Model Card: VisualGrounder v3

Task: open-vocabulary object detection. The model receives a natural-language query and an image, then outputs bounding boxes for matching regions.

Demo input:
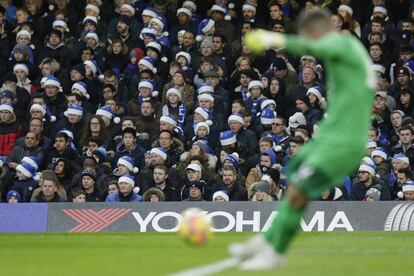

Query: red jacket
[0,119,22,156]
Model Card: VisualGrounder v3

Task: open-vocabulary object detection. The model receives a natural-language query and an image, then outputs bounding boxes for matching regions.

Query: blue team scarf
[251,99,260,120]
[162,103,187,129]
[240,87,249,104]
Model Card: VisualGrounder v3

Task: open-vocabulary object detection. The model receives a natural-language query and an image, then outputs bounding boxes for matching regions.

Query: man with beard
[135,101,159,150]
[140,164,179,201]
[214,165,247,201]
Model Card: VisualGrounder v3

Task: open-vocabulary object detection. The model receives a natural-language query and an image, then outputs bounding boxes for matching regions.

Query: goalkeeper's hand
[244,29,286,53]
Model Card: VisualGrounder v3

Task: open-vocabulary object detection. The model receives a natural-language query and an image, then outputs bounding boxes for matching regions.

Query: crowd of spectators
[0,0,414,204]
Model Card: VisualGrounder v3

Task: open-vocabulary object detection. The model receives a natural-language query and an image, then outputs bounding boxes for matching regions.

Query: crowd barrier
[0,202,412,233]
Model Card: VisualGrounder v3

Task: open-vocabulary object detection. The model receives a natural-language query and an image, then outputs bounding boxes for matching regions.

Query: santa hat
[358,164,376,176]
[371,148,387,160]
[150,16,168,35]
[175,51,191,64]
[392,153,410,164]
[220,130,236,146]
[306,86,323,101]
[211,4,232,21]
[288,112,306,129]
[373,5,387,16]
[260,99,276,111]
[366,140,377,149]
[84,31,99,44]
[262,149,277,165]
[21,156,40,171]
[16,162,37,178]
[16,30,31,42]
[117,156,139,173]
[13,63,29,75]
[196,19,215,41]
[71,82,89,99]
[64,104,84,117]
[261,108,277,125]
[30,104,46,116]
[198,93,214,102]
[212,190,229,201]
[119,174,136,187]
[338,4,353,16]
[139,56,157,73]
[44,76,62,92]
[84,60,102,77]
[228,114,244,125]
[166,88,182,101]
[242,2,256,12]
[177,8,192,17]
[121,4,135,15]
[195,107,210,120]
[142,7,157,18]
[361,157,375,168]
[59,129,74,140]
[85,4,100,15]
[198,84,214,94]
[82,16,98,26]
[146,42,162,55]
[138,80,158,98]
[0,103,13,113]
[248,80,263,91]
[183,1,197,12]
[194,121,211,135]
[96,106,120,124]
[140,27,157,40]
[53,19,69,32]
[160,115,178,127]
[150,147,167,160]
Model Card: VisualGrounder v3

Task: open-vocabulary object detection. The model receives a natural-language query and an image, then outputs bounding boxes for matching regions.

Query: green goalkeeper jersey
[285,33,375,185]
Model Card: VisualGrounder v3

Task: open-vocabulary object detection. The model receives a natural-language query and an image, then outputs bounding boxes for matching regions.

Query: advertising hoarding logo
[63,208,131,232]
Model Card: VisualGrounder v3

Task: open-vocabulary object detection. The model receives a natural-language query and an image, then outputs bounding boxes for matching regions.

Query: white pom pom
[205,120,213,126]
[152,91,159,97]
[273,145,283,152]
[98,74,104,80]
[228,3,235,9]
[152,67,157,74]
[49,4,54,11]
[33,173,40,182]
[85,93,90,100]
[224,15,231,21]
[261,174,272,183]
[246,92,251,98]
[161,57,168,63]
[398,191,404,199]
[113,116,121,124]
[163,31,169,36]
[133,167,139,174]
[232,152,239,159]
[50,116,56,122]
[64,111,68,117]
[133,186,140,194]
[196,35,202,42]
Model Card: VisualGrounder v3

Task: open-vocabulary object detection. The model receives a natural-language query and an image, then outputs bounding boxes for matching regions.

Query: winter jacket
[214,181,247,201]
[10,178,39,202]
[0,117,22,156]
[106,191,143,202]
[350,178,391,201]
[114,143,146,170]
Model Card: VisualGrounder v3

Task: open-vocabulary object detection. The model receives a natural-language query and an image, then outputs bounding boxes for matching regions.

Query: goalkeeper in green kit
[228,9,375,270]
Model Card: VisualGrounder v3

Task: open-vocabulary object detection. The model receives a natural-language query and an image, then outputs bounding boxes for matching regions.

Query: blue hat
[140,27,157,40]
[150,147,167,160]
[220,130,237,146]
[198,83,214,94]
[371,147,387,160]
[224,152,240,170]
[16,162,37,178]
[0,90,15,100]
[139,56,157,73]
[21,156,40,170]
[261,108,277,125]
[58,129,74,140]
[117,156,139,173]
[84,60,102,77]
[196,19,215,41]
[262,149,277,165]
[7,190,21,202]
[71,82,89,99]
[0,103,14,113]
[96,106,121,124]
[392,153,410,164]
[64,104,84,117]
[118,174,136,187]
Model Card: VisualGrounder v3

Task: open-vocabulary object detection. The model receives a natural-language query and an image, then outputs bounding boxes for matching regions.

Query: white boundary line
[169,258,240,276]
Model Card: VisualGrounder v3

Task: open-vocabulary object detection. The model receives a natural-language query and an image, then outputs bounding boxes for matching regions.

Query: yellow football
[178,208,213,247]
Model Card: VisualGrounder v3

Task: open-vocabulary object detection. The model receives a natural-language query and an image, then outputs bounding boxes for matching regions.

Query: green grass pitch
[1,231,413,276]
